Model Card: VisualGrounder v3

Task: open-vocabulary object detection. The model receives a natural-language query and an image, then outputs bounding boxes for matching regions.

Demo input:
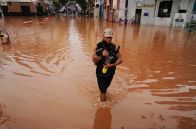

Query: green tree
[59,0,91,12]
[77,0,87,11]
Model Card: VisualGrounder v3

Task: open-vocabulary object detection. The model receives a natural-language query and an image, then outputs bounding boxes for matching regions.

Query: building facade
[120,0,195,26]
[0,0,54,16]
[95,0,196,27]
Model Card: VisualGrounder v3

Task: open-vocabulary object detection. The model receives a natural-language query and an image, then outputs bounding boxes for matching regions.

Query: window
[158,1,173,17]
[178,10,187,13]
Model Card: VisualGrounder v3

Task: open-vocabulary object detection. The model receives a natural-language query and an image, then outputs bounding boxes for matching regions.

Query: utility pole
[125,0,128,24]
[154,0,157,17]
[0,2,5,20]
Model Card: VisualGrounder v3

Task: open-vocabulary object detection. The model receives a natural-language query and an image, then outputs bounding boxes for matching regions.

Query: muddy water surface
[0,16,196,129]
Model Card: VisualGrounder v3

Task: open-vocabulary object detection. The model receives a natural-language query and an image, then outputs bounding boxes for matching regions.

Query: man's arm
[112,45,123,66]
[92,46,102,64]
[113,52,123,66]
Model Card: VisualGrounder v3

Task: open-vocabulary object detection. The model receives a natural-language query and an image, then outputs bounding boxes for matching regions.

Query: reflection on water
[1,44,12,52]
[93,108,111,129]
[172,116,196,129]
[0,16,196,129]
[0,103,12,128]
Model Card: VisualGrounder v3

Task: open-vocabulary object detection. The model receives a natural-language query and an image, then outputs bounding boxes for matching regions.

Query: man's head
[103,28,113,43]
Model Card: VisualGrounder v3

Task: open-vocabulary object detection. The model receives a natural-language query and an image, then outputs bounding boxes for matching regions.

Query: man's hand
[92,54,102,64]
[103,63,114,68]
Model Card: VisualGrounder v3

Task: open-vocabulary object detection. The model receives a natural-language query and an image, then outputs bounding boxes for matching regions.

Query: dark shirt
[96,41,120,77]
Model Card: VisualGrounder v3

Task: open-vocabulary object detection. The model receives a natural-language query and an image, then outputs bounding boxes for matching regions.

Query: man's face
[104,36,112,43]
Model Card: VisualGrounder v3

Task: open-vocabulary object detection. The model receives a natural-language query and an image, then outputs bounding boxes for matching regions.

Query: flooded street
[0,16,196,129]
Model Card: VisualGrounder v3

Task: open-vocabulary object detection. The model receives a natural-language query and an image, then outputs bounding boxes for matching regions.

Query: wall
[186,0,195,22]
[8,3,21,12]
[116,0,195,26]
[8,2,37,13]
[154,0,195,26]
[118,0,136,20]
[118,0,125,20]
[139,0,156,25]
[127,0,136,20]
[118,0,155,24]
[154,0,173,26]
[155,17,172,26]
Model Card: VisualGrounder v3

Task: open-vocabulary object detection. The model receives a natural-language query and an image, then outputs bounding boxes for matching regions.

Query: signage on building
[173,13,187,28]
[144,12,149,16]
[136,3,154,8]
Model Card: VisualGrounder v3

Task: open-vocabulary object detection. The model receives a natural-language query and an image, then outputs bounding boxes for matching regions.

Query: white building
[118,0,196,26]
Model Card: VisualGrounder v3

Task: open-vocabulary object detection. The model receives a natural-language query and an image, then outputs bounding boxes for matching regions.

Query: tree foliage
[76,0,87,11]
[59,0,93,12]
[59,0,88,10]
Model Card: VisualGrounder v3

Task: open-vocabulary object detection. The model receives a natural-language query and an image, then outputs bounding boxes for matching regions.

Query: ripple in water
[162,77,176,80]
[0,104,12,128]
[142,79,159,84]
[168,72,175,75]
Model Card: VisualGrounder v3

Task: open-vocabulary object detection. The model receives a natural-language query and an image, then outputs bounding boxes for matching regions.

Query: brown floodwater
[0,16,196,129]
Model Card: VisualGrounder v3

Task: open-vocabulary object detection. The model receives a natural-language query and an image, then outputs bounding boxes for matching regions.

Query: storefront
[0,0,53,16]
[118,0,155,24]
[117,0,195,26]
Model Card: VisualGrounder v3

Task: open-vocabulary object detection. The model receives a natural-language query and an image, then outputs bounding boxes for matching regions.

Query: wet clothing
[95,41,120,77]
[97,76,113,93]
[95,40,120,93]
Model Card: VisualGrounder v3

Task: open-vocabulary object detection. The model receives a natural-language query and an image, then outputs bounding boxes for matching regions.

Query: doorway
[21,6,30,16]
[135,9,142,24]
[1,6,8,16]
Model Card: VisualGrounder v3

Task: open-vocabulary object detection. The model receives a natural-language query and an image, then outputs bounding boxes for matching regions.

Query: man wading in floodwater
[92,28,123,101]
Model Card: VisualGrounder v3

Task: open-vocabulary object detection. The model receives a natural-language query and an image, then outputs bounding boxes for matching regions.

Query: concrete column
[125,0,128,24]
